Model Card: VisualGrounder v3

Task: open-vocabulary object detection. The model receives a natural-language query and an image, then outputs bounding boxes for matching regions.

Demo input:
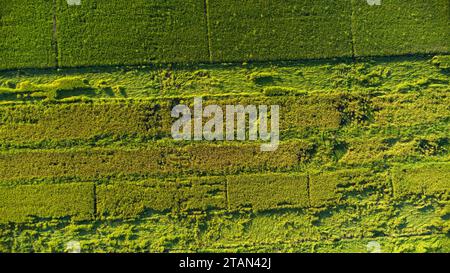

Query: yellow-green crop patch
[309,169,388,207]
[0,141,309,182]
[97,177,226,219]
[0,95,342,147]
[0,183,94,223]
[227,173,309,211]
[392,162,450,198]
[2,89,448,150]
[0,100,171,146]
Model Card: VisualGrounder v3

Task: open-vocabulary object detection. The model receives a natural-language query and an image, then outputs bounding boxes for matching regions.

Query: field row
[0,142,309,181]
[0,163,448,223]
[0,89,448,147]
[2,205,448,253]
[1,0,448,69]
[1,133,449,182]
[1,95,339,146]
[2,55,449,99]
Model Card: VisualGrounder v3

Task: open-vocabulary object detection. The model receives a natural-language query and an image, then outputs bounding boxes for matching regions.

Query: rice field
[0,0,448,253]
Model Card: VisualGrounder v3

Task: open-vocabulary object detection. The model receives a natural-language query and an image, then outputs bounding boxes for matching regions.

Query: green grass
[309,169,388,207]
[0,56,447,97]
[0,202,447,252]
[0,80,448,150]
[0,100,169,146]
[0,95,342,146]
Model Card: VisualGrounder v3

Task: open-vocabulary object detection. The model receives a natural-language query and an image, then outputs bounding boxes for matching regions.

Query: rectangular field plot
[0,183,94,223]
[205,96,343,133]
[0,142,305,181]
[97,177,226,218]
[0,101,171,145]
[352,0,450,56]
[56,0,209,67]
[392,163,450,197]
[207,0,353,62]
[0,0,56,70]
[309,169,388,207]
[0,95,342,148]
[227,173,309,211]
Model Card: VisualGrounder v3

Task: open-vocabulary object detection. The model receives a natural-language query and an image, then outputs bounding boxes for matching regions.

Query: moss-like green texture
[0,56,448,252]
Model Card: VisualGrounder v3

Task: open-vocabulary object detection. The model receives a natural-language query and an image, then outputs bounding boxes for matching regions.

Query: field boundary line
[225,178,230,211]
[388,169,396,198]
[349,0,357,60]
[93,183,98,218]
[52,0,60,68]
[203,0,213,62]
[306,174,311,207]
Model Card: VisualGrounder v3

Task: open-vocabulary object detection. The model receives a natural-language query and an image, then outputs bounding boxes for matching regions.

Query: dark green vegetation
[0,0,55,70]
[0,55,448,252]
[352,0,450,56]
[56,0,209,67]
[1,0,449,69]
[207,0,353,61]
